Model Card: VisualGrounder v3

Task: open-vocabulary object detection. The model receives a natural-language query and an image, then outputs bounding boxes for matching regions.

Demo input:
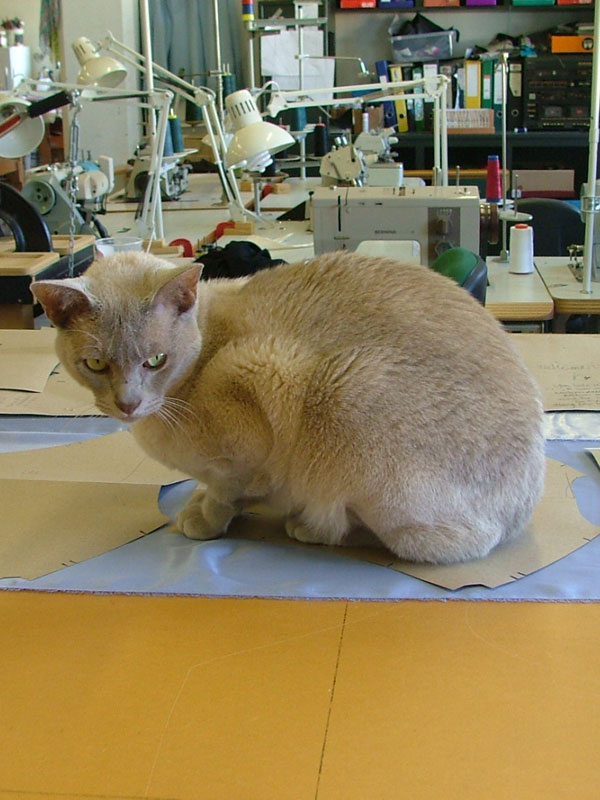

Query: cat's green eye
[84,357,109,373]
[143,353,167,369]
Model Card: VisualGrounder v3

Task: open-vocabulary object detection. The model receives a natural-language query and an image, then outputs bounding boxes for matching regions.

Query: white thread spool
[509,223,534,274]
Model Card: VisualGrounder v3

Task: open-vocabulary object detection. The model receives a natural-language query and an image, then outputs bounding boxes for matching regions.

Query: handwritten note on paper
[512,334,600,411]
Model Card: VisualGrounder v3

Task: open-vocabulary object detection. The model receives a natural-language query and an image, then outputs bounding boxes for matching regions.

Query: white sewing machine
[319,130,404,188]
[312,185,481,265]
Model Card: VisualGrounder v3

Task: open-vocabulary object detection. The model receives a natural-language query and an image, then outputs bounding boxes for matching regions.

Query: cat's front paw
[174,504,224,541]
[285,517,330,545]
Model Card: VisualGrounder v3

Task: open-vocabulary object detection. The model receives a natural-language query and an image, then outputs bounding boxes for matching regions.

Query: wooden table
[485,257,554,326]
[535,256,600,315]
[0,236,96,328]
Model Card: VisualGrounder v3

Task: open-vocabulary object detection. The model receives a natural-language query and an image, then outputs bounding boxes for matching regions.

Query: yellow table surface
[1,592,599,799]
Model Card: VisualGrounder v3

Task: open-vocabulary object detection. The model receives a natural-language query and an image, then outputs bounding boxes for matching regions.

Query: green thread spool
[290,106,307,132]
[163,119,174,156]
[169,113,184,153]
[222,73,237,99]
[186,98,203,122]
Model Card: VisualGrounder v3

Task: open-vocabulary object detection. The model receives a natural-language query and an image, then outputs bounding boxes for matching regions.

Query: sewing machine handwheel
[22,180,56,216]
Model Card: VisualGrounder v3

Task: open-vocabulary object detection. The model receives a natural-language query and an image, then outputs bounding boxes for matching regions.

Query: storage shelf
[337,2,593,10]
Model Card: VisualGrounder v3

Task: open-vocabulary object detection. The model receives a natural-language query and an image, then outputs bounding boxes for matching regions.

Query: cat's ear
[151,265,203,316]
[31,279,94,329]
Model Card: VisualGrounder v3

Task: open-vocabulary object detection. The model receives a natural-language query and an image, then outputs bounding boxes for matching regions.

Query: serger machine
[312,185,482,265]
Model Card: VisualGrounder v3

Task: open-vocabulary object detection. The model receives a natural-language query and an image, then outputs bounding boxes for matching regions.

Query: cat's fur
[32,250,545,564]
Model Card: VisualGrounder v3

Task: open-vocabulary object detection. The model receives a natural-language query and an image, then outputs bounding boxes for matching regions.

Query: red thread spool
[485,155,502,203]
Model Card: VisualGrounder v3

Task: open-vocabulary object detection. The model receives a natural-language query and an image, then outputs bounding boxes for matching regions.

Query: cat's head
[31,252,204,423]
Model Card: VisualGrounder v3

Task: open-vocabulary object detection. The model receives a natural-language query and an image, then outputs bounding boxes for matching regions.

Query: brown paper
[0,327,58,392]
[0,479,169,580]
[230,459,598,590]
[0,364,100,416]
[0,429,188,486]
[0,431,186,580]
[512,333,600,411]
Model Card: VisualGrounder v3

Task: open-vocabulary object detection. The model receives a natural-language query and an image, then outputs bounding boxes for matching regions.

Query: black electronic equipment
[523,54,592,130]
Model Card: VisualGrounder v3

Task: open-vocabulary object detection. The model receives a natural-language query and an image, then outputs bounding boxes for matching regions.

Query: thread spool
[485,154,501,203]
[169,113,184,153]
[222,73,237,99]
[242,0,254,21]
[313,122,329,156]
[163,119,174,156]
[290,106,307,132]
[509,223,534,274]
[186,99,203,122]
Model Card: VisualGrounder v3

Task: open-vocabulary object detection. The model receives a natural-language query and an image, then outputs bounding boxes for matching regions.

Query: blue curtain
[149,0,243,92]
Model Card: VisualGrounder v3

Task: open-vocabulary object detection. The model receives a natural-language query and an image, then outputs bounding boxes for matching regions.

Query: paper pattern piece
[0,430,188,486]
[0,431,187,580]
[0,328,58,392]
[0,364,101,416]
[0,479,169,580]
[512,334,600,411]
[228,459,599,590]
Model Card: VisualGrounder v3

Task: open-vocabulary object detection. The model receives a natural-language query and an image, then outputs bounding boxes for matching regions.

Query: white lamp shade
[226,122,295,170]
[0,98,44,158]
[72,37,127,88]
[224,89,294,171]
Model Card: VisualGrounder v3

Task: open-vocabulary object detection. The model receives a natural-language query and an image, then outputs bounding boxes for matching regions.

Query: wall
[0,0,41,52]
[60,0,140,166]
[0,0,141,166]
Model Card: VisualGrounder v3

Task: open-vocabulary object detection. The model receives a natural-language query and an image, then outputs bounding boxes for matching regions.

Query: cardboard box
[340,0,376,7]
[551,34,594,53]
[514,169,574,198]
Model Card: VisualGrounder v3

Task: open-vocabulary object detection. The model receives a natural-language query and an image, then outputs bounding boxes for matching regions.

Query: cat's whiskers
[162,396,198,422]
[154,405,182,437]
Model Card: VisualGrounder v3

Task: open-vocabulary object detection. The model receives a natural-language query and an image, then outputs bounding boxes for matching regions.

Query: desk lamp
[72,37,127,88]
[266,75,450,185]
[0,97,45,158]
[75,32,294,224]
[225,89,294,172]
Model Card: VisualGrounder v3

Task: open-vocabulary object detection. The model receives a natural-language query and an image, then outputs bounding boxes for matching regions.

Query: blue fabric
[149,0,243,95]
[1,415,600,601]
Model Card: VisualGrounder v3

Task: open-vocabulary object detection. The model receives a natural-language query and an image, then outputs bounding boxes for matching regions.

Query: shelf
[337,2,593,10]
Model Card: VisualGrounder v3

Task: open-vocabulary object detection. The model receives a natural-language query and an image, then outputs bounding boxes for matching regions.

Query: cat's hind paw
[285,518,331,545]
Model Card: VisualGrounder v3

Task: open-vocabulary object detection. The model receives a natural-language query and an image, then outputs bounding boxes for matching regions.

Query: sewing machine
[319,130,403,188]
[312,185,482,265]
[125,141,192,202]
[22,157,114,237]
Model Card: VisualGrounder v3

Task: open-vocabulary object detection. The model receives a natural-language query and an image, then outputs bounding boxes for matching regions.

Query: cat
[32,250,545,565]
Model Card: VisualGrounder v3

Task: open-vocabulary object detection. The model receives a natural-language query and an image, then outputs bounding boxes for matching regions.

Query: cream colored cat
[32,250,545,564]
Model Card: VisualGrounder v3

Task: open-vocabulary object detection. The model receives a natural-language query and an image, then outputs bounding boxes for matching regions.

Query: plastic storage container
[391,30,457,62]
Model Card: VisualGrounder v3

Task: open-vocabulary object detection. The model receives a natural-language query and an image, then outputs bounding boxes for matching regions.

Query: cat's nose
[115,398,141,416]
